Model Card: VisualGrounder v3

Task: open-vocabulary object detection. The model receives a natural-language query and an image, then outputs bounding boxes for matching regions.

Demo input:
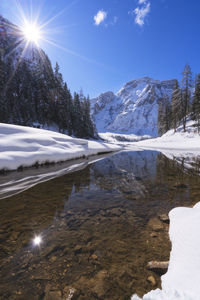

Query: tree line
[158,64,200,135]
[0,48,97,139]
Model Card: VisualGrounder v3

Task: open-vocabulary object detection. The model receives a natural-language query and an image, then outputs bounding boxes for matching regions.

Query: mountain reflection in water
[0,150,200,300]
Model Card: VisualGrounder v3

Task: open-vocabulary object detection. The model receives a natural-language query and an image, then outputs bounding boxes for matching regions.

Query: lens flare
[22,22,42,45]
[7,0,112,80]
[33,235,42,246]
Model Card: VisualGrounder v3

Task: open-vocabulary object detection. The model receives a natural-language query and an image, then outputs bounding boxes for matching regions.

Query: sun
[33,235,42,246]
[22,22,42,45]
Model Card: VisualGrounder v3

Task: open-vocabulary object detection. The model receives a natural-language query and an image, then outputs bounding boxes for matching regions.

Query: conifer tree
[192,74,200,133]
[171,80,181,132]
[181,64,193,131]
[73,92,82,137]
[83,96,96,138]
[0,53,7,122]
[0,32,96,139]
[158,95,171,135]
[64,84,73,135]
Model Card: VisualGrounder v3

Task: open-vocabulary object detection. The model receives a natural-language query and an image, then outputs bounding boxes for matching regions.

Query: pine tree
[171,80,181,132]
[181,64,193,132]
[64,85,73,135]
[0,29,97,139]
[83,96,96,138]
[158,100,165,136]
[192,74,200,133]
[158,95,171,135]
[56,83,71,133]
[0,52,7,122]
[72,92,82,137]
[165,97,172,132]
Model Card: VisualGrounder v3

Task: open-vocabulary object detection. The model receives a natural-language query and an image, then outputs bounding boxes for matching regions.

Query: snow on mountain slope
[91,77,176,136]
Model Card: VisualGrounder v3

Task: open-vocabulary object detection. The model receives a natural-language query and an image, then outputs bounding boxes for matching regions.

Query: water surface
[0,150,200,300]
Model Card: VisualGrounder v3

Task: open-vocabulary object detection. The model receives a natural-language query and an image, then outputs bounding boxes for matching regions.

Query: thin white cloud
[94,10,107,26]
[134,1,150,26]
[138,0,147,4]
[111,16,118,25]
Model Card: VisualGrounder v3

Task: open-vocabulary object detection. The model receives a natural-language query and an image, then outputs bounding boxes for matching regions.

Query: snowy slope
[99,132,152,144]
[0,123,122,171]
[132,201,200,300]
[133,120,200,151]
[91,77,176,136]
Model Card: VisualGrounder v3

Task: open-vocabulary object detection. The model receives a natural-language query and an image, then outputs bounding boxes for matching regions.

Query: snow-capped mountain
[91,77,176,136]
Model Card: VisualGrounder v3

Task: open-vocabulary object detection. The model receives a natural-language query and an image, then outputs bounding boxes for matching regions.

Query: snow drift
[99,132,152,144]
[0,123,122,171]
[133,120,200,151]
[132,201,200,300]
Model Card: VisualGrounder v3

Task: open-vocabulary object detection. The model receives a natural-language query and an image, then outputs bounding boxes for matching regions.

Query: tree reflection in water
[1,150,200,299]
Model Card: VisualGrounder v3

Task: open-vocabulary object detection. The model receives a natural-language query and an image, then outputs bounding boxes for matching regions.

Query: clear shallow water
[0,150,200,300]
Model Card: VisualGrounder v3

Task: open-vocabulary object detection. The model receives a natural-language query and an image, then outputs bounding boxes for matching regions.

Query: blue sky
[1,0,200,98]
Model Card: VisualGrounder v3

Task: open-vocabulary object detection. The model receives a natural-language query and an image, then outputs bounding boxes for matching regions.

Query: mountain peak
[122,76,176,89]
[91,77,177,136]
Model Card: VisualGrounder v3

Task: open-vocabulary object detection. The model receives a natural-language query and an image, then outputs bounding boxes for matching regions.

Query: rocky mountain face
[91,77,177,136]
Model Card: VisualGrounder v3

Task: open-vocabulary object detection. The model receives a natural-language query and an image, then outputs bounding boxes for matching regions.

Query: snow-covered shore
[99,132,152,144]
[130,121,200,299]
[134,121,200,152]
[132,201,200,300]
[0,123,122,171]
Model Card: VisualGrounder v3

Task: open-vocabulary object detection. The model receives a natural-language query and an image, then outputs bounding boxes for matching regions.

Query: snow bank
[134,121,200,151]
[0,123,122,171]
[131,201,200,300]
[99,132,151,144]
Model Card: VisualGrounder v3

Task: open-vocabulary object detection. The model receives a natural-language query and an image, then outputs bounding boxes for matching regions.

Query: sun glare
[33,235,42,246]
[13,2,99,69]
[22,22,42,44]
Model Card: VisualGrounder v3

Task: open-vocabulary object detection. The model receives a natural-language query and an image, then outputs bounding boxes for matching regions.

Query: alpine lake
[0,149,200,300]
